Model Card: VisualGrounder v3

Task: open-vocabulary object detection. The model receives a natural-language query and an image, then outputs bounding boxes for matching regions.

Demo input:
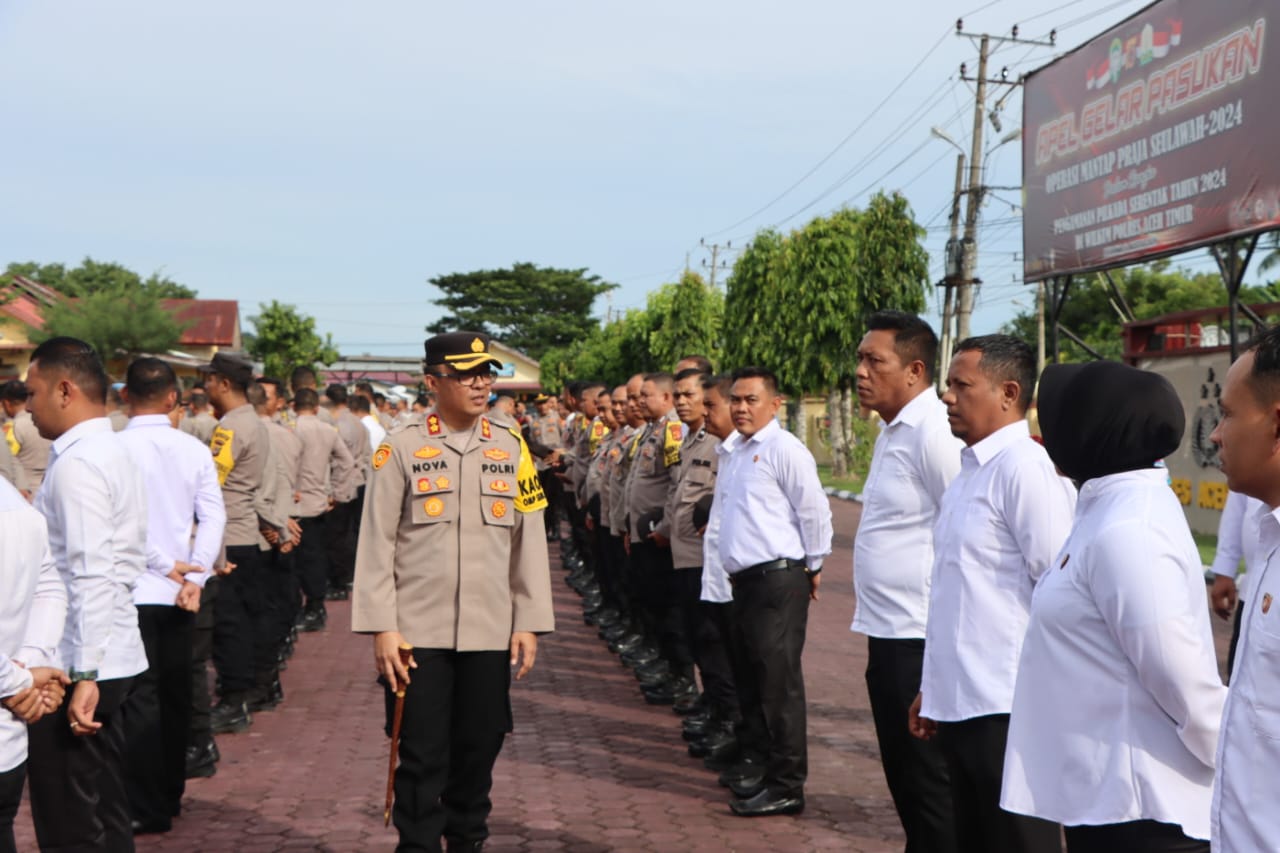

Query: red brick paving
[13,497,1234,851]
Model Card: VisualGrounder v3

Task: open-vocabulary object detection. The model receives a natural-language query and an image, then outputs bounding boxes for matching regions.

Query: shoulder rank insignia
[426,413,442,435]
[372,443,393,470]
[480,417,492,440]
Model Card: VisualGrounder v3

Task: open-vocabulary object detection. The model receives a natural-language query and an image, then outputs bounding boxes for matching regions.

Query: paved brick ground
[13,496,1234,852]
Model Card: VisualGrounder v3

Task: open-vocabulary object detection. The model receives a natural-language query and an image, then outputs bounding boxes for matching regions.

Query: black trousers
[865,636,957,853]
[28,676,136,853]
[0,762,24,853]
[393,649,512,853]
[326,492,362,591]
[937,713,1061,853]
[631,542,686,671]
[213,544,265,699]
[1065,820,1207,853]
[297,514,329,612]
[687,592,739,721]
[729,566,810,798]
[538,468,561,536]
[261,547,296,670]
[125,605,194,826]
[190,580,217,742]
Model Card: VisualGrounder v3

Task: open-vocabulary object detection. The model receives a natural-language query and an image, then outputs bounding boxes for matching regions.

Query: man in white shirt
[0,476,68,853]
[716,366,833,817]
[1209,489,1266,679]
[908,335,1075,853]
[24,336,150,852]
[352,393,387,448]
[852,311,962,852]
[118,357,227,835]
[1209,326,1280,852]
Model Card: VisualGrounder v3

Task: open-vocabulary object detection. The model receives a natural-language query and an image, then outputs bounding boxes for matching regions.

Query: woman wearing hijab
[1000,361,1227,853]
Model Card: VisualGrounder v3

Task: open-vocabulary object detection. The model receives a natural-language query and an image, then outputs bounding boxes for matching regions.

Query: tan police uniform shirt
[335,408,371,488]
[5,411,51,492]
[658,425,720,570]
[263,416,302,524]
[351,411,555,651]
[529,412,564,470]
[180,411,218,445]
[210,403,271,548]
[608,424,642,537]
[588,428,621,518]
[294,414,358,517]
[626,410,684,541]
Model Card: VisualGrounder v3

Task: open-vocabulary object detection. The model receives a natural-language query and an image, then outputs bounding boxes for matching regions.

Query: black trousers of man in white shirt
[865,637,957,853]
[28,676,136,852]
[728,564,810,798]
[0,762,25,853]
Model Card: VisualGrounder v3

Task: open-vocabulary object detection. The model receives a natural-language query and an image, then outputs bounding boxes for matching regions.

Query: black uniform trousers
[393,649,512,853]
[1064,820,1208,853]
[537,466,561,537]
[326,486,364,592]
[124,605,194,827]
[675,572,737,721]
[213,544,265,700]
[261,547,296,669]
[28,676,136,853]
[865,636,957,853]
[190,580,217,744]
[297,514,329,613]
[631,541,688,672]
[0,762,25,853]
[605,534,632,619]
[728,565,810,798]
[936,713,1061,853]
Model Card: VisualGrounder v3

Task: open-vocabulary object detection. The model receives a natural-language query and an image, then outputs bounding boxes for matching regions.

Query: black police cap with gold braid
[424,331,504,372]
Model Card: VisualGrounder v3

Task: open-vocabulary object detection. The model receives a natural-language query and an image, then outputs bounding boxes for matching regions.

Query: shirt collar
[716,430,742,456]
[739,418,781,447]
[889,388,941,428]
[51,416,112,455]
[962,419,1030,467]
[1075,467,1166,507]
[126,414,173,429]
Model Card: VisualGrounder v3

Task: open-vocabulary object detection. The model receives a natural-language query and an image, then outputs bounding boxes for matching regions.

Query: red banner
[1022,0,1275,281]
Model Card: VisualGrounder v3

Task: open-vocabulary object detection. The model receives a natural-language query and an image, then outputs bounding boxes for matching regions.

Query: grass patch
[1193,531,1220,569]
[817,463,866,495]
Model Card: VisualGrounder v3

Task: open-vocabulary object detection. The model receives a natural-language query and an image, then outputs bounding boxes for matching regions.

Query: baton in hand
[384,643,414,827]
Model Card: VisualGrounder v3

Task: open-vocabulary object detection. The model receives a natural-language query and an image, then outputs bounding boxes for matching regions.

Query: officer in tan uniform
[526,394,565,540]
[602,375,647,655]
[1,380,52,495]
[353,332,554,853]
[625,372,688,705]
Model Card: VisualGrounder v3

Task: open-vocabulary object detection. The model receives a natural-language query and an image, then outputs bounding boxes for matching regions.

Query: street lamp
[930,126,965,155]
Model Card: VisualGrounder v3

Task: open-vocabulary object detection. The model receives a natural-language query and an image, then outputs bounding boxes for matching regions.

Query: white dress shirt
[1003,469,1226,840]
[1212,501,1280,851]
[1211,489,1266,603]
[361,413,388,450]
[920,420,1076,722]
[715,419,832,573]
[852,390,962,639]
[0,478,66,772]
[35,417,148,680]
[119,415,227,606]
[700,431,740,604]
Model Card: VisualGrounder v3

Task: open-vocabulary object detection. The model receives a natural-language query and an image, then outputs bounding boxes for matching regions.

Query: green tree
[34,286,186,362]
[248,301,340,380]
[427,263,617,360]
[3,257,196,298]
[645,271,724,370]
[539,307,659,392]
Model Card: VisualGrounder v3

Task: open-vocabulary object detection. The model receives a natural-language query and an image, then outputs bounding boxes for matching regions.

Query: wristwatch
[68,669,98,683]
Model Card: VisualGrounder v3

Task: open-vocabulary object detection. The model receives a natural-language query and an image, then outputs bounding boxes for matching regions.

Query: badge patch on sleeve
[372,443,393,470]
[663,421,684,467]
[210,426,236,486]
[511,431,548,513]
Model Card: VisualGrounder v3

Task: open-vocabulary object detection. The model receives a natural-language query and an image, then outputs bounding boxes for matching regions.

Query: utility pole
[699,238,732,287]
[954,20,1055,340]
[939,152,966,384]
[1036,279,1046,373]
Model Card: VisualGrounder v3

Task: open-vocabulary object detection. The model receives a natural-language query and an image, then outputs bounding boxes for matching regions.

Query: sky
[0,0,1211,359]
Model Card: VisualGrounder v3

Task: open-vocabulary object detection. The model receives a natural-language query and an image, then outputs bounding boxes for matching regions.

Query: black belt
[728,558,805,585]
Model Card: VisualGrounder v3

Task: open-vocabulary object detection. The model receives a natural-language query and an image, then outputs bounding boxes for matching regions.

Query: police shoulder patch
[372,443,393,470]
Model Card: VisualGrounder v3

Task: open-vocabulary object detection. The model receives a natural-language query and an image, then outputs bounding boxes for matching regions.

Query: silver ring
[69,721,80,730]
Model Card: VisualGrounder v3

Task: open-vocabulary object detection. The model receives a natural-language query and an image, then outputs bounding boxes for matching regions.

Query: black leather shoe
[636,668,672,688]
[248,679,284,712]
[210,700,251,734]
[729,789,804,817]
[623,647,662,668]
[728,773,767,799]
[185,738,219,779]
[446,840,485,852]
[690,724,736,758]
[642,685,675,705]
[325,586,349,601]
[672,690,703,715]
[718,758,763,788]
[132,818,172,835]
[300,608,327,633]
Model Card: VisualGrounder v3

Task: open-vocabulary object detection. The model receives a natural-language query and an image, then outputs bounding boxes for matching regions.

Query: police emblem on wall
[1191,367,1222,469]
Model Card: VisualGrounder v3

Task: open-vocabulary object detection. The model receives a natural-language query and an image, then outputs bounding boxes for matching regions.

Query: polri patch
[372,443,393,470]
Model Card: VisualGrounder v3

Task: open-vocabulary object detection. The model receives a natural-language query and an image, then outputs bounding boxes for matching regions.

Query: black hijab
[1037,361,1185,484]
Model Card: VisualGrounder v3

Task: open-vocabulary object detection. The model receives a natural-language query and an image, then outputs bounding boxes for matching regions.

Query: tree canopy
[248,301,340,380]
[3,257,196,298]
[427,263,616,360]
[35,287,186,361]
